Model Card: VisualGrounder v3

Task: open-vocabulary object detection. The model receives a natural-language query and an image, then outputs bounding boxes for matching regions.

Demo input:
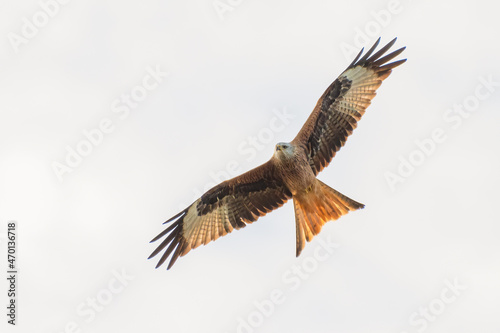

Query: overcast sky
[1,0,499,332]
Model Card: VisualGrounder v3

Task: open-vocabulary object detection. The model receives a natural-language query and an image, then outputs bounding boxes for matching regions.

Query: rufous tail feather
[293,179,364,256]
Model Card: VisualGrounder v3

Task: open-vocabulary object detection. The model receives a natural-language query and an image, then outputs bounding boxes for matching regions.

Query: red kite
[149,37,406,269]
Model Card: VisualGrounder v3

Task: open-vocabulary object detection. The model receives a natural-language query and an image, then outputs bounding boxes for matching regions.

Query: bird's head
[274,142,294,160]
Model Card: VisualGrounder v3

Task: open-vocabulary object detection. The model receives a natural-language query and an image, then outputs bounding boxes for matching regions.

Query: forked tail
[293,179,364,256]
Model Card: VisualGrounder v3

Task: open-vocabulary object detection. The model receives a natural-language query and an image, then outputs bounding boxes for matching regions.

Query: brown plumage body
[149,37,406,269]
[273,142,313,195]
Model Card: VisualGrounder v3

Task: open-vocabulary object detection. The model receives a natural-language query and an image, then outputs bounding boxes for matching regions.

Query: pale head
[274,142,295,159]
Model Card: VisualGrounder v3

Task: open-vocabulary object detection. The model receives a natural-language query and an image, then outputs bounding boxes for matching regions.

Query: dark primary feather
[293,37,406,175]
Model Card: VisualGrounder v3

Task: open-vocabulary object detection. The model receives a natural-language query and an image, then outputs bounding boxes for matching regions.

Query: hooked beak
[276,144,282,151]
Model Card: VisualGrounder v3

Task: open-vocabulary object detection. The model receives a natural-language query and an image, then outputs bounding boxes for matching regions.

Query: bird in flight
[149,37,406,269]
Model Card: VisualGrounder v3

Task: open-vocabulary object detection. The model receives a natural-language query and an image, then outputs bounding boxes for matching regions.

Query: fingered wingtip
[346,37,406,71]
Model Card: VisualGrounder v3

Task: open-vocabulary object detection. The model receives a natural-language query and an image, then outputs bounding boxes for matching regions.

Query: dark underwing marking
[197,177,287,216]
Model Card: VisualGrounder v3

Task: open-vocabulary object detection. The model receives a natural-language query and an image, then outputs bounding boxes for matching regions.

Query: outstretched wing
[293,37,406,175]
[149,160,291,269]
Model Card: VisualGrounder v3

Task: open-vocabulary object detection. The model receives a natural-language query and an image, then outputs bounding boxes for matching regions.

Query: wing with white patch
[293,38,406,175]
[148,160,291,269]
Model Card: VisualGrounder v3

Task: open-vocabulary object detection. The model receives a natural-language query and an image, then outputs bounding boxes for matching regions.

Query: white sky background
[1,0,499,332]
